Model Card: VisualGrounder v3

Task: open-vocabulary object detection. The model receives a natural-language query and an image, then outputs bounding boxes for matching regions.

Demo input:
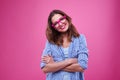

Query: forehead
[51,14,63,23]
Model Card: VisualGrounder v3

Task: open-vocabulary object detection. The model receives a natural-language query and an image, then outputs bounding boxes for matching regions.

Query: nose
[58,22,63,26]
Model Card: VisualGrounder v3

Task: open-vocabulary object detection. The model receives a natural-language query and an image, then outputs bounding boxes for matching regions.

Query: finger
[48,54,51,57]
[42,57,50,61]
[42,57,48,60]
[42,60,48,63]
[48,54,53,58]
[42,55,47,57]
[42,59,50,63]
[42,56,50,59]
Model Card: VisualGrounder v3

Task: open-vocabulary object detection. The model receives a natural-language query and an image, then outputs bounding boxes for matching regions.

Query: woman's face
[51,14,69,32]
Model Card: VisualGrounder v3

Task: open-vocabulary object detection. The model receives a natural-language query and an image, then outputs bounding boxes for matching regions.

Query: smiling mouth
[59,23,66,30]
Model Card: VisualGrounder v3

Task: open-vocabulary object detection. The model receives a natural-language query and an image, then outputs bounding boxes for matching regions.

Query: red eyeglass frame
[51,16,66,27]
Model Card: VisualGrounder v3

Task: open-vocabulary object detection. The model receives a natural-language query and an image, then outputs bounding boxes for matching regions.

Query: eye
[60,17,64,20]
[52,22,57,27]
[54,22,57,25]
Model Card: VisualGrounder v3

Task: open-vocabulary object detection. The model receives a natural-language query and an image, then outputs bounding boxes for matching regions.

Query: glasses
[51,16,66,28]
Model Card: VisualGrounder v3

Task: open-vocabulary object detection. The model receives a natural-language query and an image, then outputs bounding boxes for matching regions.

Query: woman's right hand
[42,55,54,64]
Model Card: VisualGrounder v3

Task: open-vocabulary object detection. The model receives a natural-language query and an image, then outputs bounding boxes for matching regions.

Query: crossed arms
[41,55,84,73]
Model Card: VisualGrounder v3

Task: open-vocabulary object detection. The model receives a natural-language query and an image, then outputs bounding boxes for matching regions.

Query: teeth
[60,26,65,29]
[60,24,66,29]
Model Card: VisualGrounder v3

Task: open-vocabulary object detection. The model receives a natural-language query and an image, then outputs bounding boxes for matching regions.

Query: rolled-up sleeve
[40,41,52,69]
[78,34,88,70]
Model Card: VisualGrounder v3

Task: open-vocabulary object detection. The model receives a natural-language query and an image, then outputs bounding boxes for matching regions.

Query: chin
[58,25,69,32]
[59,28,68,33]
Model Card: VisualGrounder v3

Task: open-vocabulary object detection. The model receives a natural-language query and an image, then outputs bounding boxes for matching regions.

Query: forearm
[62,63,84,72]
[42,60,71,73]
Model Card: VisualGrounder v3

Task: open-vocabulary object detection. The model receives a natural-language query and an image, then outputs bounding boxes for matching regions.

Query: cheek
[66,22,69,28]
[66,21,69,26]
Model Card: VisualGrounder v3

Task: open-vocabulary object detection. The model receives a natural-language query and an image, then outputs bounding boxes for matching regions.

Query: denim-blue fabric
[40,34,89,80]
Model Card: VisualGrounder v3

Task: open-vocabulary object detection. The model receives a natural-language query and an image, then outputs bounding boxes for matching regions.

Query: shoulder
[79,34,87,46]
[73,34,86,41]
[79,34,86,40]
[44,40,53,48]
[45,40,58,49]
[72,34,87,45]
[45,40,55,46]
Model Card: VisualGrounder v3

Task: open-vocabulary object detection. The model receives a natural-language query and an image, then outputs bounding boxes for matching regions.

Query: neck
[62,34,69,43]
[62,35,70,48]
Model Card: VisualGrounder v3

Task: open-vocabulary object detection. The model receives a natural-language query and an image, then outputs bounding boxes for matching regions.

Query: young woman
[40,9,88,80]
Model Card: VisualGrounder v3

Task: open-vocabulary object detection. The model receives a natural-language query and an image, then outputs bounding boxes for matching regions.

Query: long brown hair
[46,9,80,46]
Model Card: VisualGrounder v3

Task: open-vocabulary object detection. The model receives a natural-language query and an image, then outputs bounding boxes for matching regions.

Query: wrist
[64,59,72,65]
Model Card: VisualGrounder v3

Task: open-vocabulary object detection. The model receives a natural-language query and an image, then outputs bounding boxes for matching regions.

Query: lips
[60,25,65,30]
[59,23,66,30]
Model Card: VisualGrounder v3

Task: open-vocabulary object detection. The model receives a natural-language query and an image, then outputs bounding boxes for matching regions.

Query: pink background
[0,0,120,80]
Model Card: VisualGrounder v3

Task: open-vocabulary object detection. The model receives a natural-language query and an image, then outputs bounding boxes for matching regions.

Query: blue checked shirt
[40,34,88,80]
